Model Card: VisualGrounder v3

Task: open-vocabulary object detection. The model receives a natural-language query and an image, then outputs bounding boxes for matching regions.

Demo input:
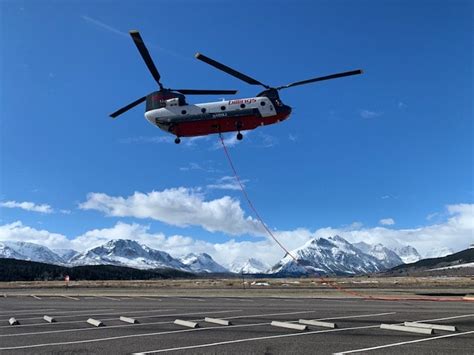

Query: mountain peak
[230,258,269,274]
[271,235,384,276]
[179,253,228,273]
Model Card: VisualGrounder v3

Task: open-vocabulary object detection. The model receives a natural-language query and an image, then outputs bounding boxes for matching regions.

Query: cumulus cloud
[379,218,395,226]
[79,188,263,236]
[312,204,473,257]
[0,221,70,249]
[0,201,53,214]
[1,204,472,266]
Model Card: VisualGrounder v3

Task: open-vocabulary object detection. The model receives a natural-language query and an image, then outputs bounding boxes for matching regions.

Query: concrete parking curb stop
[204,317,231,326]
[271,321,307,331]
[120,316,139,324]
[43,315,56,323]
[380,323,433,335]
[299,319,337,328]
[86,318,104,327]
[404,322,457,332]
[174,319,199,328]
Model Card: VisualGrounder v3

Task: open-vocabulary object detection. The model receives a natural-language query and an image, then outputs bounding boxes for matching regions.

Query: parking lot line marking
[98,296,121,301]
[0,321,266,350]
[222,310,317,320]
[133,324,380,354]
[319,312,396,321]
[0,308,117,324]
[0,309,242,337]
[0,309,176,329]
[0,320,380,351]
[61,295,80,301]
[177,297,205,302]
[333,330,474,354]
[0,308,57,316]
[417,313,474,323]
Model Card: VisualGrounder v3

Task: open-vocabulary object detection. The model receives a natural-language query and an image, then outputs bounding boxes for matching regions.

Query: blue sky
[0,0,472,263]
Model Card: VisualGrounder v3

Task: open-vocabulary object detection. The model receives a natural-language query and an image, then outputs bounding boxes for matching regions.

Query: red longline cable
[218,133,473,303]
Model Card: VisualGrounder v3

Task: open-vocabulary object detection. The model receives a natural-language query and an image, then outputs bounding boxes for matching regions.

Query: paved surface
[0,295,473,354]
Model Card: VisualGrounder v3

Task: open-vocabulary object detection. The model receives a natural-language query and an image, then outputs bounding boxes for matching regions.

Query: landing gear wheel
[236,132,243,141]
[174,137,181,144]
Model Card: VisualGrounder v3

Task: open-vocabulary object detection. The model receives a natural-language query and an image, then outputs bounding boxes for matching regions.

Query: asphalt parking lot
[0,295,473,354]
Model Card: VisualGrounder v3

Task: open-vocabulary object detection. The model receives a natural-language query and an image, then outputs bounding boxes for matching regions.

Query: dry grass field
[1,276,472,299]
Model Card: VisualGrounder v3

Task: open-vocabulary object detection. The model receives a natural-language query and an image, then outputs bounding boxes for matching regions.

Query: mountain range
[0,236,441,276]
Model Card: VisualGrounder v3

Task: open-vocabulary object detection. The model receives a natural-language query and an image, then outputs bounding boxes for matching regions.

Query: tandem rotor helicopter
[110,30,363,144]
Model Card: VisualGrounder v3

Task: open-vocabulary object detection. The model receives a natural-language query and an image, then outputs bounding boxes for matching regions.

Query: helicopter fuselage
[145,95,292,138]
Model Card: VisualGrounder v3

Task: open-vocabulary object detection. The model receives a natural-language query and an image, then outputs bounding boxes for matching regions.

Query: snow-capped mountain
[354,242,404,268]
[179,253,228,273]
[270,236,384,276]
[0,243,24,260]
[53,248,79,263]
[424,247,454,259]
[69,239,188,270]
[230,258,270,274]
[392,245,422,264]
[0,241,65,265]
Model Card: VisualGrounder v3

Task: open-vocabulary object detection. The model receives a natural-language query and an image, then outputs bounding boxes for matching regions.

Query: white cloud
[312,204,473,257]
[79,188,263,236]
[0,200,53,214]
[379,218,395,226]
[1,204,472,266]
[0,221,70,249]
[288,134,297,142]
[207,176,247,191]
[359,109,382,119]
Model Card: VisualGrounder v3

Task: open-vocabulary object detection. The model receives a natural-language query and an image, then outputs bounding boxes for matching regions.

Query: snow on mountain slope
[69,239,188,270]
[270,236,384,275]
[392,245,422,263]
[0,243,24,260]
[230,258,270,274]
[53,249,79,263]
[354,242,404,268]
[179,253,228,273]
[0,241,65,264]
[424,247,454,259]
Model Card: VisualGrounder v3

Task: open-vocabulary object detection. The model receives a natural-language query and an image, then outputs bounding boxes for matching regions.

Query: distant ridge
[387,248,474,276]
[0,258,195,282]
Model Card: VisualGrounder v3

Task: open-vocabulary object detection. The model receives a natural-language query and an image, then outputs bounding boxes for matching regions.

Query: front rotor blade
[175,89,238,95]
[277,69,363,90]
[110,96,147,118]
[195,53,269,88]
[129,30,162,86]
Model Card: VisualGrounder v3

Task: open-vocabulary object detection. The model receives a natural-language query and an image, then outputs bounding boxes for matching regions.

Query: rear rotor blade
[129,30,162,87]
[110,96,147,118]
[174,89,238,95]
[195,53,269,88]
[277,69,363,90]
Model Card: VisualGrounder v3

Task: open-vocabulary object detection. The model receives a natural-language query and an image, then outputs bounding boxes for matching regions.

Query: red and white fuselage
[144,94,292,138]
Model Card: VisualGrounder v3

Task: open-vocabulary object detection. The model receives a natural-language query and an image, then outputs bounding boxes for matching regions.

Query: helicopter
[110,30,363,144]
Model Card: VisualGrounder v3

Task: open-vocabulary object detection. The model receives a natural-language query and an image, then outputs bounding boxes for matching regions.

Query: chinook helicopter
[111,30,363,144]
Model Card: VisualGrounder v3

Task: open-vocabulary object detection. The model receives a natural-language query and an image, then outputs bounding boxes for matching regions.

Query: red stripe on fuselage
[172,110,291,137]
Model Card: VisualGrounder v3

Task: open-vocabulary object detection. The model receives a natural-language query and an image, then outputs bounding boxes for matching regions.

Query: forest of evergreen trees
[0,258,195,281]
